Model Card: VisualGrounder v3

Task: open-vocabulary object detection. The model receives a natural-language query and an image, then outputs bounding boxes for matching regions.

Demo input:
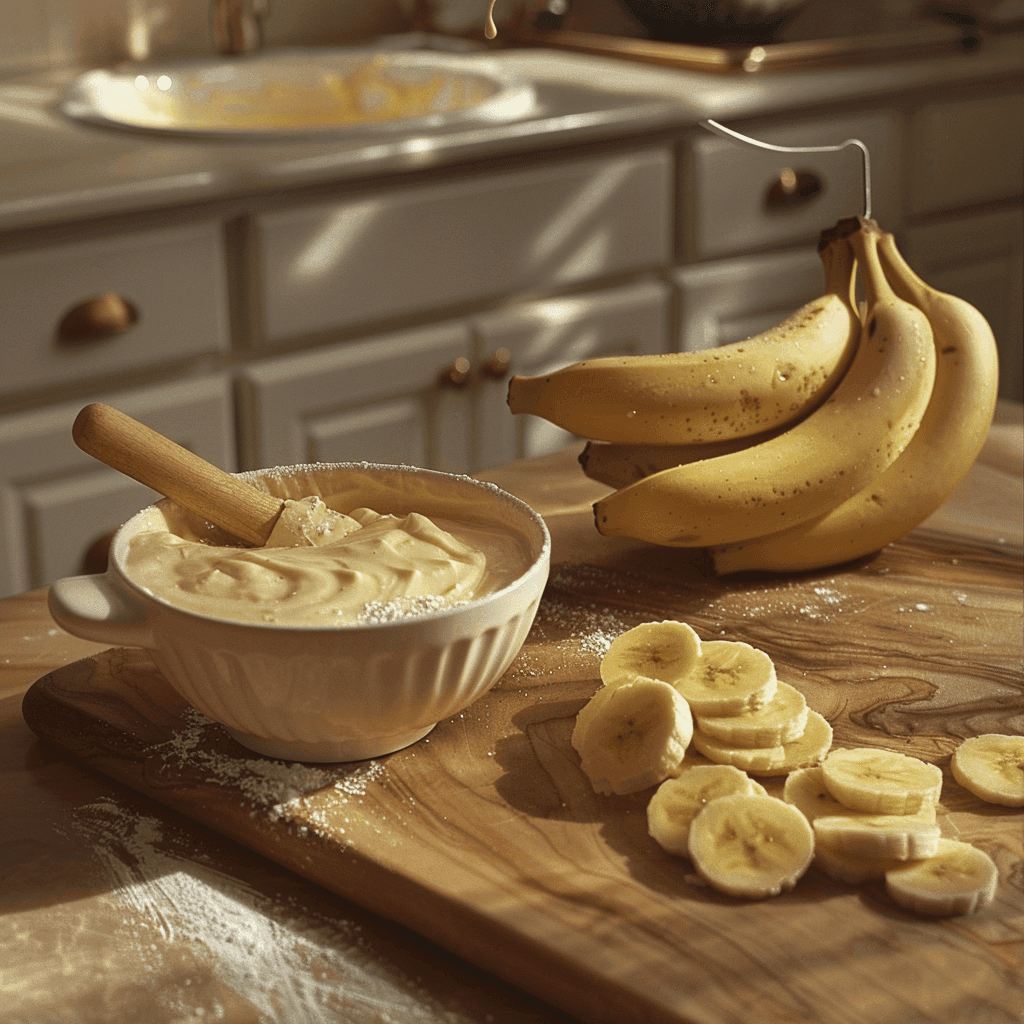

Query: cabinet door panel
[258,149,672,343]
[474,279,672,466]
[0,222,230,399]
[909,92,1024,216]
[306,399,428,468]
[239,322,473,473]
[673,247,826,352]
[902,208,1023,402]
[0,376,236,597]
[685,112,900,261]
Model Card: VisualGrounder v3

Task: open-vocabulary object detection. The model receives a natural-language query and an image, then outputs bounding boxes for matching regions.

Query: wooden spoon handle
[73,403,283,546]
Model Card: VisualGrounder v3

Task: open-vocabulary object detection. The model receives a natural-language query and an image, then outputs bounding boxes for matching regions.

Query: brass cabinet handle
[764,168,824,211]
[482,347,512,379]
[438,356,472,388]
[57,293,138,345]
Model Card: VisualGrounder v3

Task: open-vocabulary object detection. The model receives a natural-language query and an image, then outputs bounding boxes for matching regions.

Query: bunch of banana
[710,227,1000,573]
[506,217,999,572]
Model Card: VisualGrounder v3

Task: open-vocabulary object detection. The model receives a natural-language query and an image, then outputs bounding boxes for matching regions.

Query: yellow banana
[593,222,937,547]
[506,236,859,444]
[710,228,999,573]
[578,426,785,491]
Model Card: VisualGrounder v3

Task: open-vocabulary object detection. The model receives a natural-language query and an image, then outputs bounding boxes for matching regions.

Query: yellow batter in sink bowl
[61,48,536,137]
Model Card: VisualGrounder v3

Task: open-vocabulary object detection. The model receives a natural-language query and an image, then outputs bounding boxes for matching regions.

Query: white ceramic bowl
[48,463,550,762]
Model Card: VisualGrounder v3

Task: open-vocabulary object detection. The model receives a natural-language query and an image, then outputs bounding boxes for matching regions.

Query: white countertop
[0,36,1022,236]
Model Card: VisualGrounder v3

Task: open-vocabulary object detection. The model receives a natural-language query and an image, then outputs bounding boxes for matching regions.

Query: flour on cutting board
[151,707,386,825]
[60,797,491,1024]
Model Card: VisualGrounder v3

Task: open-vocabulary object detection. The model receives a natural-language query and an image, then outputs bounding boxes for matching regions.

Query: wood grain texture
[22,510,1024,1024]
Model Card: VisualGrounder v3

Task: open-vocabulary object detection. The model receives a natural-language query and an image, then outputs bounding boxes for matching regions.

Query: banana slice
[694,680,808,747]
[950,734,1024,807]
[783,765,851,823]
[786,765,937,824]
[674,640,777,716]
[647,765,766,856]
[821,748,943,815]
[571,678,694,796]
[687,794,815,899]
[599,620,702,688]
[885,838,999,917]
[813,842,907,884]
[813,813,941,861]
[692,709,832,776]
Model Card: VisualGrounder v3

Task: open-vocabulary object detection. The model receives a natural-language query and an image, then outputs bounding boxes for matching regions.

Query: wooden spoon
[73,403,287,546]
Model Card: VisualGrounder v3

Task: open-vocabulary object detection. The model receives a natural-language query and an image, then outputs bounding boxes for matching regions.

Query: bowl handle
[48,572,156,649]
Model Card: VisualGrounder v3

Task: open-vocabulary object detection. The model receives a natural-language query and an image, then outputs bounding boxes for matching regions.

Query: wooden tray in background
[507,22,970,74]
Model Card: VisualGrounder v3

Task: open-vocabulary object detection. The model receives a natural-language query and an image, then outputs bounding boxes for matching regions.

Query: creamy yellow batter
[125,502,526,626]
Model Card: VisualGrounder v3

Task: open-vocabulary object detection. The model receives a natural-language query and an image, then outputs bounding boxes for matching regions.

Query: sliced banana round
[692,709,832,776]
[821,747,943,815]
[785,765,938,825]
[647,765,766,856]
[813,813,941,861]
[674,640,777,716]
[599,620,702,688]
[783,765,850,823]
[813,842,907,884]
[950,734,1024,807]
[571,677,694,796]
[695,680,808,748]
[687,793,815,899]
[885,838,999,917]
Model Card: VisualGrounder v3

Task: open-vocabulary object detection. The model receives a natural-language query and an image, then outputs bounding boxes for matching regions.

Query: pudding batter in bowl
[49,462,551,762]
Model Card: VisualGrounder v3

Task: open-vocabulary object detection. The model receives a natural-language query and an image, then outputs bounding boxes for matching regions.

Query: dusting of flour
[151,707,385,827]
[60,797,495,1024]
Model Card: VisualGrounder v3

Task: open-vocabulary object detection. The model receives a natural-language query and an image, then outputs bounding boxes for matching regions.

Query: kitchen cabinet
[239,278,673,474]
[473,278,673,465]
[257,149,673,344]
[0,220,230,399]
[681,110,902,261]
[907,92,1024,216]
[672,247,828,351]
[903,206,1024,401]
[0,376,235,596]
[238,321,475,473]
[0,43,1021,597]
[676,86,1023,402]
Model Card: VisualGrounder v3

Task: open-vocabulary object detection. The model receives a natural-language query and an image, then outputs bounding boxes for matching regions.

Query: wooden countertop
[2,403,1021,1024]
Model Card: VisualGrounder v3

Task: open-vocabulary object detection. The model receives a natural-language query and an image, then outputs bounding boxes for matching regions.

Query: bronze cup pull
[482,347,512,379]
[439,356,473,388]
[764,167,824,211]
[57,292,138,345]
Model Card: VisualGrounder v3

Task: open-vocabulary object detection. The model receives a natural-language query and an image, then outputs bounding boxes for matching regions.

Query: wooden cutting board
[22,513,1024,1024]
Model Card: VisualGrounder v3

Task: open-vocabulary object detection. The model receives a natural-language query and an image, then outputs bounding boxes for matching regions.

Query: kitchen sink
[60,47,536,138]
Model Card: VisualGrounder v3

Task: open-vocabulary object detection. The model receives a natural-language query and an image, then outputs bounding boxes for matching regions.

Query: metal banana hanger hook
[699,118,872,220]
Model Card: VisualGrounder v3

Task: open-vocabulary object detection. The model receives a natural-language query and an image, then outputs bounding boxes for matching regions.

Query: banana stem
[819,236,857,309]
[848,223,897,310]
[878,232,929,308]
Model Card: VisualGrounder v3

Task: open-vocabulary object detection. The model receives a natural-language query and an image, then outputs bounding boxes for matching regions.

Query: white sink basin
[61,48,536,138]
